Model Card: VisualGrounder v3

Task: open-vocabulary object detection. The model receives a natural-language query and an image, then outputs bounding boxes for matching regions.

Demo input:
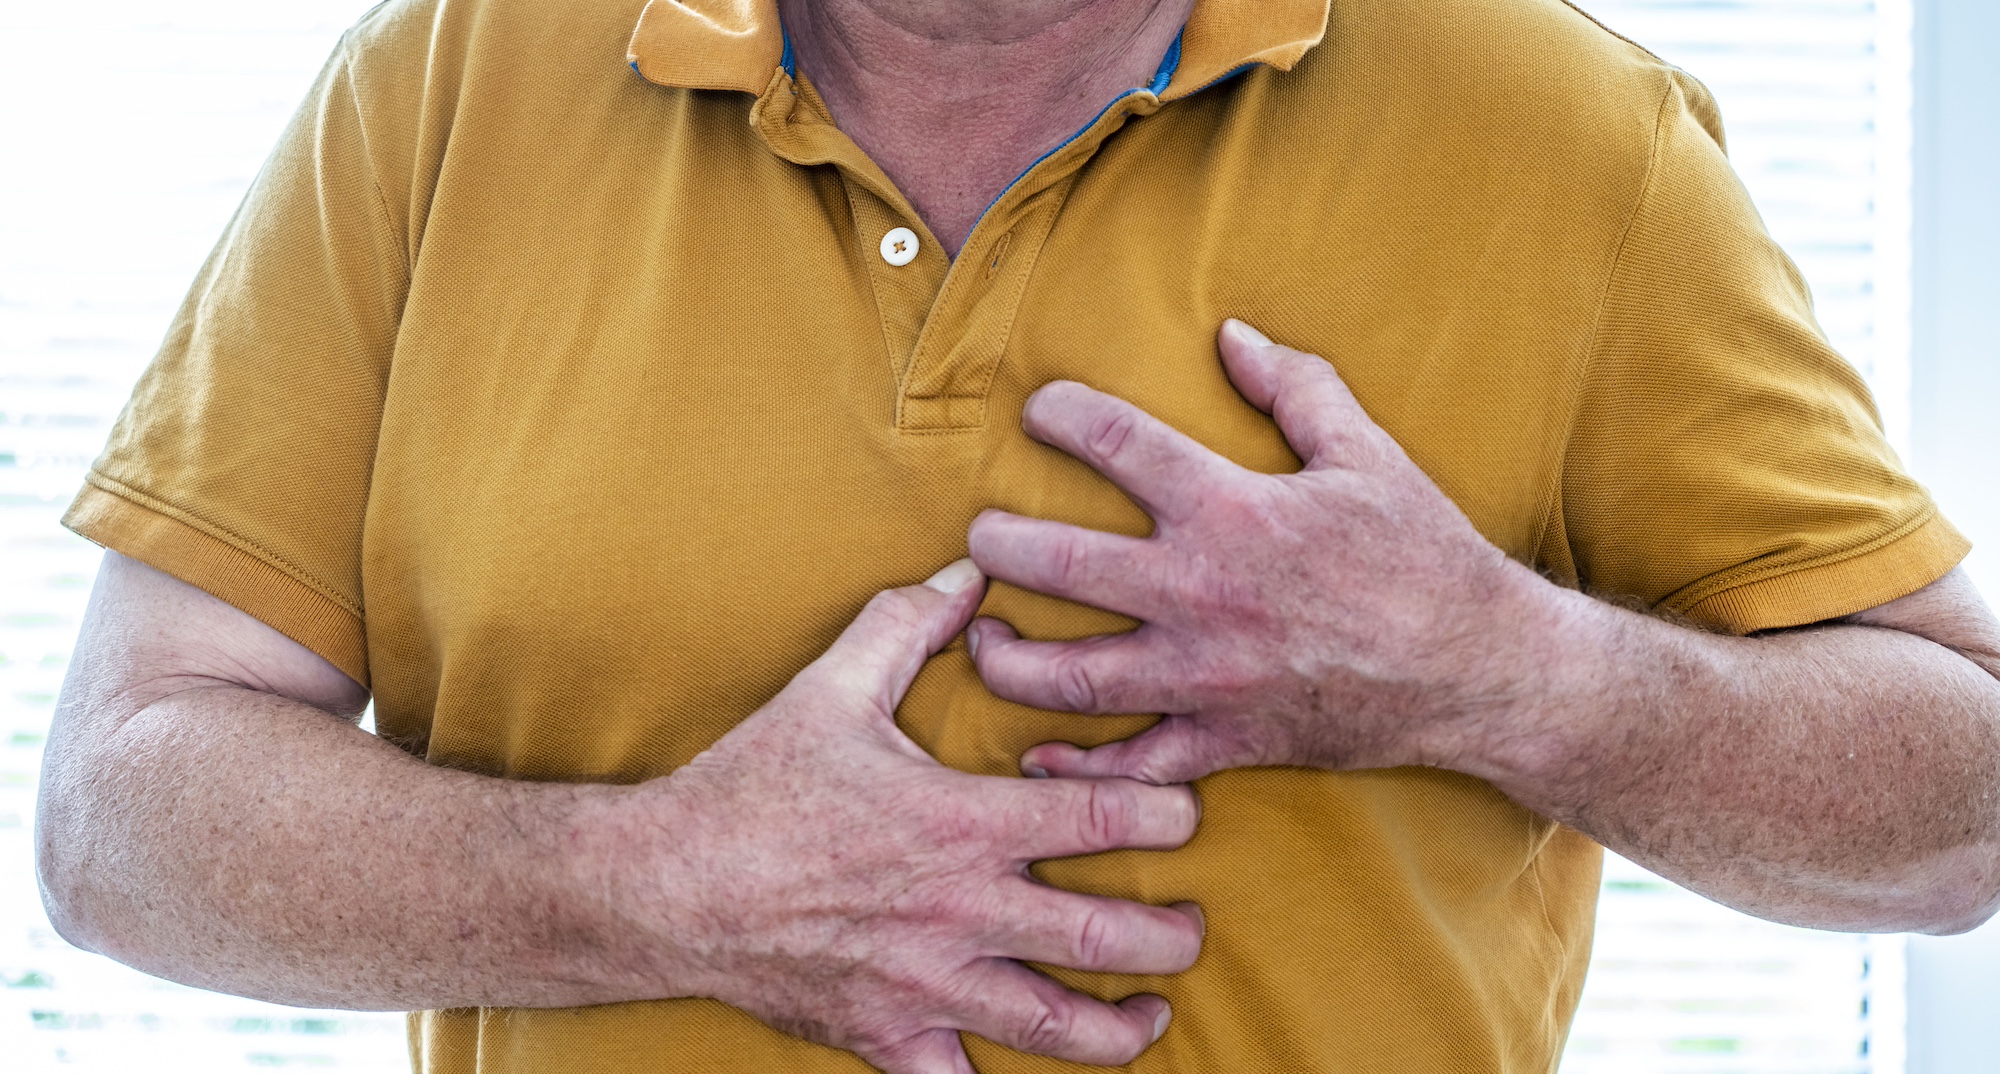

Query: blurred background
[0,0,1993,1070]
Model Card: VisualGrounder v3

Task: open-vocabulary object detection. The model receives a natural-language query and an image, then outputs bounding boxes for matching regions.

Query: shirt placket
[753,70,1165,433]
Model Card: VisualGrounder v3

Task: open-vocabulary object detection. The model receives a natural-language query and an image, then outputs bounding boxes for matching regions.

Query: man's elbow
[1896,846,2000,936]
[1912,887,2000,937]
[32,739,141,962]
[34,808,113,958]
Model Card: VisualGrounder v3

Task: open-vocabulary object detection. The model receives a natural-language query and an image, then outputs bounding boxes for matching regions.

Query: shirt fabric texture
[65,0,1970,1070]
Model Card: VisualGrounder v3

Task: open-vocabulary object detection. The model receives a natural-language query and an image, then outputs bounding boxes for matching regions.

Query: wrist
[1414,561,1624,790]
[558,777,711,1003]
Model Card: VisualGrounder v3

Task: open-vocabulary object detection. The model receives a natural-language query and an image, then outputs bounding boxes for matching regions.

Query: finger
[811,559,987,712]
[956,959,1172,1066]
[862,1028,976,1074]
[1021,715,1236,786]
[966,617,1169,715]
[1216,319,1379,470]
[967,511,1166,620]
[997,775,1200,858]
[1020,380,1239,525]
[987,880,1204,975]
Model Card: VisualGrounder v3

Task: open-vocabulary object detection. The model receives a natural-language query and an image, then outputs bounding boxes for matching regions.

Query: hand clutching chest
[966,319,1559,786]
[631,561,1206,1074]
[962,318,2000,938]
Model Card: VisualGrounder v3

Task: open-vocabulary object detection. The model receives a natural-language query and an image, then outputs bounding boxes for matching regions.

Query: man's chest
[354,82,1626,769]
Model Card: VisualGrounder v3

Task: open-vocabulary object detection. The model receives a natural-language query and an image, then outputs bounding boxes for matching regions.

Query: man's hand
[39,555,1202,1067]
[630,560,1204,1074]
[965,320,1538,784]
[962,319,2000,934]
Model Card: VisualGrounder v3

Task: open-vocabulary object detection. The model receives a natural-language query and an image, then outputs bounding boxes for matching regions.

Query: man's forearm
[37,681,648,1010]
[48,556,1206,1071]
[1463,573,2000,934]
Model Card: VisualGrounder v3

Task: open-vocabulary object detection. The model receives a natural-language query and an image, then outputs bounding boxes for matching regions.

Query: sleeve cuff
[62,476,369,686]
[1674,512,1973,634]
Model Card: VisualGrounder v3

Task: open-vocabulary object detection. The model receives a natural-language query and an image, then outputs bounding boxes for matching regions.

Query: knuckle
[1053,654,1101,713]
[1072,907,1115,968]
[858,591,938,657]
[864,589,926,631]
[912,788,988,851]
[1082,408,1139,464]
[800,662,875,710]
[1047,532,1086,590]
[1081,781,1135,847]
[1291,352,1339,388]
[1132,757,1182,787]
[1017,997,1076,1055]
[1128,732,1195,787]
[1170,560,1243,619]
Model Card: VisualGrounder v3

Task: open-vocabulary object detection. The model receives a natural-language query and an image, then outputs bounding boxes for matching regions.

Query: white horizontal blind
[1569,854,1907,1073]
[1570,0,1913,453]
[1562,3,1914,1072]
[0,3,407,1070]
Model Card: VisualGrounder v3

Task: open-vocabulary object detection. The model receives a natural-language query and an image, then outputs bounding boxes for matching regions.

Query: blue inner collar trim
[1148,29,1185,95]
[648,20,1190,103]
[775,24,1180,95]
[970,27,1185,228]
[769,25,1204,251]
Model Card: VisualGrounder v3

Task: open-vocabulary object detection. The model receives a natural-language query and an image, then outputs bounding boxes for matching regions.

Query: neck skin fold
[776,0,1194,255]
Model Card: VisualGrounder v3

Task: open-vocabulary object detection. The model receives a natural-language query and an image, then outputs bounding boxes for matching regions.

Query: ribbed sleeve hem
[1678,513,1973,634]
[62,479,369,686]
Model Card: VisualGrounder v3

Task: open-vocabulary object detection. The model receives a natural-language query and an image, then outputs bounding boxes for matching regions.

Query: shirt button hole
[986,232,1014,278]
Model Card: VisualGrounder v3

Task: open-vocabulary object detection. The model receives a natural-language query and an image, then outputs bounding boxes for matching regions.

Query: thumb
[1019,715,1227,786]
[811,559,987,716]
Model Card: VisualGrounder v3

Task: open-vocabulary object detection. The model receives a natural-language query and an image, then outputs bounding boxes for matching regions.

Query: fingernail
[923,558,981,594]
[966,623,982,660]
[1021,761,1049,779]
[1152,1005,1172,1042]
[1020,389,1047,432]
[1174,901,1206,937]
[1225,319,1273,348]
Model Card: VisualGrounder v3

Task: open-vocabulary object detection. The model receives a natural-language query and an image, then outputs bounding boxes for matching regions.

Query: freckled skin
[619,582,1204,1071]
[39,555,1201,1074]
[967,320,2000,935]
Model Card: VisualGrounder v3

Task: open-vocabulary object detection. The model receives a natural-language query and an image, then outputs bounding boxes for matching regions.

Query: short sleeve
[1556,72,1969,634]
[63,39,406,685]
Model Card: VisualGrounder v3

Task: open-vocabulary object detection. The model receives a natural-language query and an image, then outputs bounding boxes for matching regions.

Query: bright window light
[0,4,408,1070]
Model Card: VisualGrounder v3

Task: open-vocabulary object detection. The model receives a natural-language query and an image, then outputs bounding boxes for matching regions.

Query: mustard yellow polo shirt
[67,0,1969,1070]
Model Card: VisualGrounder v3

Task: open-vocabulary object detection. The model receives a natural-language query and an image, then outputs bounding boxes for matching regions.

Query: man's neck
[776,0,1194,257]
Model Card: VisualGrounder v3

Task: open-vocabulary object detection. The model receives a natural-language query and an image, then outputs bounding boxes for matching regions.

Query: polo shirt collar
[627,0,1330,100]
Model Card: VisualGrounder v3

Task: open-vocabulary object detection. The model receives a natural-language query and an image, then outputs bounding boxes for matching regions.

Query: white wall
[1905,0,2000,1069]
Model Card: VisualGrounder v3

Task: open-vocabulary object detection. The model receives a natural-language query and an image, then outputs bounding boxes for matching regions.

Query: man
[34,0,2000,1072]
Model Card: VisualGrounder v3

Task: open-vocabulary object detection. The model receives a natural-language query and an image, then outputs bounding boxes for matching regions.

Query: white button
[880,226,919,266]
